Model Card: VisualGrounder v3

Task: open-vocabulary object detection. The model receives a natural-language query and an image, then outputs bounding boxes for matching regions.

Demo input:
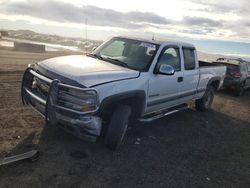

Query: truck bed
[199,60,223,67]
[197,61,227,92]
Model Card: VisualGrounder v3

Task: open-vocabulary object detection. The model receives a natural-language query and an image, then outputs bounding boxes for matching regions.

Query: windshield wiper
[88,54,135,70]
[87,53,103,60]
[105,57,128,67]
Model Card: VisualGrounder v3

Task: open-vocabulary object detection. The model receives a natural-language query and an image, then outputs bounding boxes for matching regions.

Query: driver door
[146,46,183,113]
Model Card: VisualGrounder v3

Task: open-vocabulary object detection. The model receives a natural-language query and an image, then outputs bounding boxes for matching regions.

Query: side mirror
[154,64,175,75]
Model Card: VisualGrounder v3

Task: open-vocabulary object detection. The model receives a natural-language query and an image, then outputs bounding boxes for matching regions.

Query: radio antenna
[152,34,155,41]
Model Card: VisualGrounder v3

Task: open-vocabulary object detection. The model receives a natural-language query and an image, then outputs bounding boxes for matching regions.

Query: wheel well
[123,97,145,118]
[210,80,220,90]
[100,97,144,121]
[98,91,146,120]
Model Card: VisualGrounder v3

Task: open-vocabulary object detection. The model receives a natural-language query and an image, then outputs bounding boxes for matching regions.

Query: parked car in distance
[214,58,250,96]
[21,36,226,150]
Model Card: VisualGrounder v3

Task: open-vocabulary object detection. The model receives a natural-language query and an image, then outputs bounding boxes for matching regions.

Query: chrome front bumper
[21,67,102,142]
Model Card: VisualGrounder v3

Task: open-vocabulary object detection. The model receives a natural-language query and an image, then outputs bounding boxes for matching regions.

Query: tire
[195,86,214,111]
[105,104,131,150]
[235,84,244,97]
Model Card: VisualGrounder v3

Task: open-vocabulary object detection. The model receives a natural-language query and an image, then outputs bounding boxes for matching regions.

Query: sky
[1,0,250,60]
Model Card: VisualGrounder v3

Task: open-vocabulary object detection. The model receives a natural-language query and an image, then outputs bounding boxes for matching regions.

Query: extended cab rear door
[146,45,184,113]
[178,47,200,102]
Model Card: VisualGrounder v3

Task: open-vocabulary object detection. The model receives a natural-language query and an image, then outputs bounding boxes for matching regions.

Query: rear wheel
[235,83,244,96]
[195,86,214,111]
[105,104,131,150]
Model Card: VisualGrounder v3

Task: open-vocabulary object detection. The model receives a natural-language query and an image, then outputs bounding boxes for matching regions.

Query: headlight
[57,86,99,113]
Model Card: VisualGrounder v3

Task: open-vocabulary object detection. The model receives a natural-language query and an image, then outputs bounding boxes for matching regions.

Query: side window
[183,48,196,70]
[244,64,247,72]
[244,64,248,72]
[241,64,247,73]
[245,64,250,74]
[158,47,181,71]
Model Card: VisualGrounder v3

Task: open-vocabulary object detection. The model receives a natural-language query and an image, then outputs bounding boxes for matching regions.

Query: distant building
[14,42,45,53]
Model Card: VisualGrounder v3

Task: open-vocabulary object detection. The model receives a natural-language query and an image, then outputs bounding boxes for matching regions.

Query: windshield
[91,37,159,71]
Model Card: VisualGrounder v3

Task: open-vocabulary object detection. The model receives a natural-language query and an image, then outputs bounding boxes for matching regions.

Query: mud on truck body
[21,36,226,150]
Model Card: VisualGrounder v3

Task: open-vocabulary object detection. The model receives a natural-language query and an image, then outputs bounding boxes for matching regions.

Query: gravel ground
[0,48,250,188]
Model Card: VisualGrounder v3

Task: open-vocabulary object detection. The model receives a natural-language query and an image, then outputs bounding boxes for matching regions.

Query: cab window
[183,48,196,70]
[157,47,181,71]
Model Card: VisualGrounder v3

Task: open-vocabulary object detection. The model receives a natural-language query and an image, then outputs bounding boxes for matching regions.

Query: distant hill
[198,51,250,62]
[5,29,103,51]
[2,29,249,62]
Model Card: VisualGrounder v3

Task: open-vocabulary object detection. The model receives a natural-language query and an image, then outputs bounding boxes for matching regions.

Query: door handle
[177,77,183,82]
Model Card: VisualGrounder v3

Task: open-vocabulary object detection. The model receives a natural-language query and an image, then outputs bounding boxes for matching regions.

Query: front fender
[98,90,146,117]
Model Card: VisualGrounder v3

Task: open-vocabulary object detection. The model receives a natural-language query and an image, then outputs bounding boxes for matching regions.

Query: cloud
[0,0,171,29]
[183,16,223,27]
[190,0,250,15]
[186,0,250,41]
[0,0,224,37]
[1,0,249,42]
[181,27,216,35]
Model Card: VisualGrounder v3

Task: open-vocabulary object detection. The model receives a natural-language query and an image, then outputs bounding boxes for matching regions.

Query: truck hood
[35,55,139,87]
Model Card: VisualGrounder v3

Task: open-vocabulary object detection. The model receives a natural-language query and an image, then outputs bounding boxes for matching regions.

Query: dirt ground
[0,48,250,188]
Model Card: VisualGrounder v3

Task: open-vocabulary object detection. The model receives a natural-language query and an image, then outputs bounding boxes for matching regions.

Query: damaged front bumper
[21,67,102,142]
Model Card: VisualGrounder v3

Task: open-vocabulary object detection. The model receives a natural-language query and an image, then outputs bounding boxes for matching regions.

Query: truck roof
[116,36,195,48]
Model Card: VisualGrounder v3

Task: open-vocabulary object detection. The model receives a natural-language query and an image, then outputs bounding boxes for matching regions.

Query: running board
[0,150,39,166]
[138,104,188,123]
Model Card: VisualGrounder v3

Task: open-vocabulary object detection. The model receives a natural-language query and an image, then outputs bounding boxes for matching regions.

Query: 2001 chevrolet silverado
[21,36,226,150]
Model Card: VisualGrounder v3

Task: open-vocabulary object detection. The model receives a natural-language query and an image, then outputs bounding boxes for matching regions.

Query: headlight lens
[57,86,98,113]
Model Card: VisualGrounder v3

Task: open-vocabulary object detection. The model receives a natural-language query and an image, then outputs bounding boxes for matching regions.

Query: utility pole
[85,18,87,54]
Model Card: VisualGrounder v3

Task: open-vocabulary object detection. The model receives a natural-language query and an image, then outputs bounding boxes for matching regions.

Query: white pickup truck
[21,36,226,150]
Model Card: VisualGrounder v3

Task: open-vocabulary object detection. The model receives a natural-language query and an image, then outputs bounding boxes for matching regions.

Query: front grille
[22,68,99,116]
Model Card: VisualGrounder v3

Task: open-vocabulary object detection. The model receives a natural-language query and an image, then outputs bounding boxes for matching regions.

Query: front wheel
[195,86,214,111]
[105,104,131,150]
